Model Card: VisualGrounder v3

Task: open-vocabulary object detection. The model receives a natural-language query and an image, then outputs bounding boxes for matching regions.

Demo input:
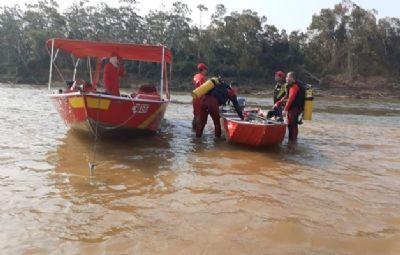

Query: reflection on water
[0,84,400,254]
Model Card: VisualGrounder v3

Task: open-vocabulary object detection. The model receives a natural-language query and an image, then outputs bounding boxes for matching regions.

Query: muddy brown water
[1,84,400,255]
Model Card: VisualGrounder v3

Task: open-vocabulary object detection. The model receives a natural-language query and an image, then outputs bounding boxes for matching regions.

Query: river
[0,84,399,254]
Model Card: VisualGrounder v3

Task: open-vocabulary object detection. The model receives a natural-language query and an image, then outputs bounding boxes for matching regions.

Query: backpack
[289,80,311,110]
[209,82,230,105]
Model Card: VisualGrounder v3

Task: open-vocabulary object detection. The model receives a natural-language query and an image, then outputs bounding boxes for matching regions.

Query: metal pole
[165,63,169,99]
[48,39,54,91]
[160,46,165,100]
[87,57,93,84]
[73,58,80,81]
[53,49,59,62]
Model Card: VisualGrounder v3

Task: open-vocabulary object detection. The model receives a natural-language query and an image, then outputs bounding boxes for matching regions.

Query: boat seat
[131,84,160,100]
[134,93,161,100]
[138,84,157,94]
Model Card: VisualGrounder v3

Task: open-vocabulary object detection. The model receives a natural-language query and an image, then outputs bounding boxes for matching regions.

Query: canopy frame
[47,39,54,91]
[46,38,172,100]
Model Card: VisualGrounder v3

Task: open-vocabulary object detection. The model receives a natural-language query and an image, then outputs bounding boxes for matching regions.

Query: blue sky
[1,0,399,32]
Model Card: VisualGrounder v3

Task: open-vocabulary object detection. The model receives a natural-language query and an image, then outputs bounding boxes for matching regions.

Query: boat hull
[50,92,168,136]
[221,116,287,147]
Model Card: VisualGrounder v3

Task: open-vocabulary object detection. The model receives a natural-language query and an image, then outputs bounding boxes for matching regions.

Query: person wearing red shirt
[103,53,124,96]
[196,80,244,138]
[192,63,208,130]
[275,72,303,142]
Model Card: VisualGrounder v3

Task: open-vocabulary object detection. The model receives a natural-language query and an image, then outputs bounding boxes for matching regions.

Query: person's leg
[267,106,283,120]
[192,98,202,130]
[287,108,301,141]
[288,124,298,141]
[195,97,210,138]
[267,110,274,119]
[208,97,222,137]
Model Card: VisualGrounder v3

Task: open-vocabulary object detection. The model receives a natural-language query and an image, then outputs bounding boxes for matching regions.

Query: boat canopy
[46,38,172,64]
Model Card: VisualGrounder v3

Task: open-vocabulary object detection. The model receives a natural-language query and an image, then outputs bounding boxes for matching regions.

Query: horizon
[0,0,399,32]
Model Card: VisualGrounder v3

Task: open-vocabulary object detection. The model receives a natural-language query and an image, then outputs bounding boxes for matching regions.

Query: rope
[87,94,137,175]
[88,97,101,176]
[87,94,157,175]
[102,113,136,130]
[102,95,136,130]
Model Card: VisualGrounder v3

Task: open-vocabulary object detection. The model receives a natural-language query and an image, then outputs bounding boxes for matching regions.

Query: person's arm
[103,63,112,86]
[228,89,244,120]
[275,94,286,108]
[283,84,299,112]
[118,62,125,76]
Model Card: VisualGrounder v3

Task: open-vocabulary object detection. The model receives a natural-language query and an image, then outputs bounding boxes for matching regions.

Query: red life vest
[193,72,207,88]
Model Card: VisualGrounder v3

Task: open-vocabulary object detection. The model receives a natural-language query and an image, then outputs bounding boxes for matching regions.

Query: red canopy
[46,38,172,64]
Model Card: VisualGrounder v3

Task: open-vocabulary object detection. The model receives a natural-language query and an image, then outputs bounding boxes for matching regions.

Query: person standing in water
[196,79,244,138]
[192,63,208,130]
[275,72,303,142]
[273,71,287,103]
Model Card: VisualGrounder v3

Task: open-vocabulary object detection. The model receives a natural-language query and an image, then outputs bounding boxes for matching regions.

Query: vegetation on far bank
[0,0,399,91]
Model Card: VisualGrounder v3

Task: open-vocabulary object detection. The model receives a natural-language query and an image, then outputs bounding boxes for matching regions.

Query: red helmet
[275,71,285,78]
[197,63,208,71]
[110,51,120,58]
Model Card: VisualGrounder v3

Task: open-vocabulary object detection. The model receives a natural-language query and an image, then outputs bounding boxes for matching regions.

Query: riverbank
[171,74,400,99]
[2,74,400,99]
[171,86,400,100]
[243,88,400,100]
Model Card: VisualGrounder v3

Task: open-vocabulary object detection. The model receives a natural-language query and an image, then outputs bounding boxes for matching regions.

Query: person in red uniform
[275,72,303,142]
[103,53,124,96]
[192,63,208,130]
[196,79,244,138]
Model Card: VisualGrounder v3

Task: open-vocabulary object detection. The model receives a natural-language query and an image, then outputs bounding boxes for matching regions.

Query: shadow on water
[46,124,175,195]
[61,127,173,167]
[46,113,332,211]
[280,137,333,169]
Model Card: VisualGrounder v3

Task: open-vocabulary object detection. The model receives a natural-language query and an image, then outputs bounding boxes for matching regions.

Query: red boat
[46,38,172,136]
[221,111,287,147]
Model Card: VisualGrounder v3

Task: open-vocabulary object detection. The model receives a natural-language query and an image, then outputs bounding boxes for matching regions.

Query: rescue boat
[220,110,287,147]
[46,38,172,136]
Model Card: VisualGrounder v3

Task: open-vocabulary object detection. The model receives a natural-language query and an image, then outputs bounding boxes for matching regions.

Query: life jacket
[193,73,207,88]
[286,80,306,110]
[288,80,306,110]
[273,81,286,103]
[208,82,231,106]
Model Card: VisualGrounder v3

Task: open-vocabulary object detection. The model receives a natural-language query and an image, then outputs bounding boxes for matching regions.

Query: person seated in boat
[192,63,208,130]
[103,52,124,96]
[69,79,94,92]
[267,71,287,120]
[274,71,303,142]
[196,78,244,138]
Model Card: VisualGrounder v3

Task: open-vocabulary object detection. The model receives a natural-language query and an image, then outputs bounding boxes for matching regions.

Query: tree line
[0,0,399,88]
